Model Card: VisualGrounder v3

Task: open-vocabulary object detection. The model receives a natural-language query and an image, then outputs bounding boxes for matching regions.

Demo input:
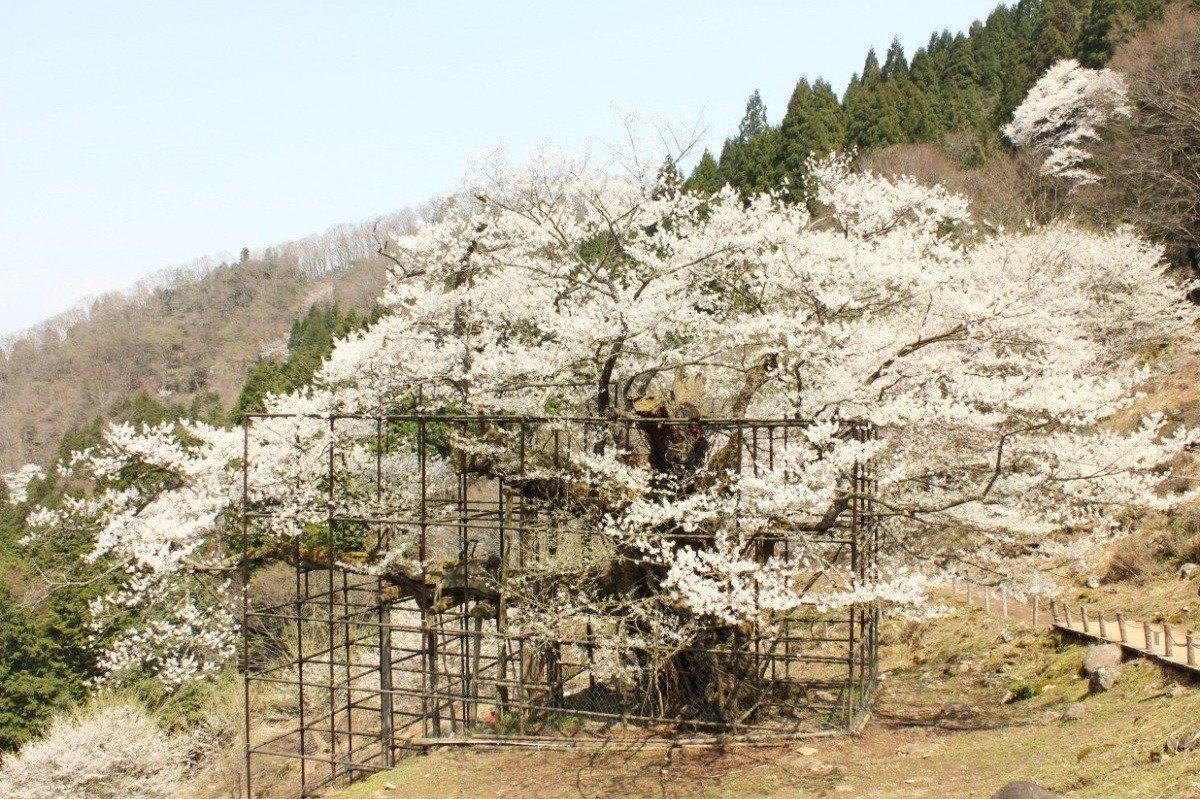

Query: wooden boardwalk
[948,576,1200,677]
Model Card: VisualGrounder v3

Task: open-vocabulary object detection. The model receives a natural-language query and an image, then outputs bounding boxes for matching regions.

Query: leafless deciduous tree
[1092,6,1200,280]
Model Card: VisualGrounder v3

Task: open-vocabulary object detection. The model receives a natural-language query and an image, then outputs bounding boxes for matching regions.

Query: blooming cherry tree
[15,147,1198,692]
[1004,58,1131,185]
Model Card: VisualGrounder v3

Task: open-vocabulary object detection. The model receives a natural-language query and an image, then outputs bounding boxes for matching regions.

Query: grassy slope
[328,604,1200,799]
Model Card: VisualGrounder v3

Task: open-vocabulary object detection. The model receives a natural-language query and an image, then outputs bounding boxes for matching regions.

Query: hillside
[0,239,394,472]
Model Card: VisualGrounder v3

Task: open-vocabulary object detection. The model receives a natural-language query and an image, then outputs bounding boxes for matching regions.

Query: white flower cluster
[21,145,1199,688]
[1,464,44,503]
[0,701,188,799]
[1004,58,1131,185]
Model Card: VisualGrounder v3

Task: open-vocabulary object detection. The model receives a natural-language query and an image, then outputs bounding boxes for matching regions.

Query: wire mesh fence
[240,414,881,797]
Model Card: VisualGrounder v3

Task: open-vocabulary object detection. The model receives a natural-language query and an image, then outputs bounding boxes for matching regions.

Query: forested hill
[693,0,1171,197]
[0,245,392,473]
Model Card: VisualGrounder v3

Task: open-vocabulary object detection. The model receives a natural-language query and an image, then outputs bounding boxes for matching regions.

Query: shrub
[1007,680,1037,702]
[1104,533,1161,583]
[0,699,187,799]
[1161,509,1200,565]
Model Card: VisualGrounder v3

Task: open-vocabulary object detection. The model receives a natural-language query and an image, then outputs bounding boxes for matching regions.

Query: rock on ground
[1061,703,1088,722]
[939,702,977,720]
[992,781,1056,799]
[1081,643,1121,675]
[1166,732,1200,754]
[1088,665,1120,694]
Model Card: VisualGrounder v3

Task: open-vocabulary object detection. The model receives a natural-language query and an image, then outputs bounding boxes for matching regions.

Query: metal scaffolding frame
[240,414,880,798]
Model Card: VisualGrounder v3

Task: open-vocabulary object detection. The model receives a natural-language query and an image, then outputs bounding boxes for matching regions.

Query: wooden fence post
[1098,611,1107,638]
[1164,623,1174,658]
[1081,607,1090,634]
[1117,613,1127,643]
[1144,621,1154,653]
[1188,631,1196,666]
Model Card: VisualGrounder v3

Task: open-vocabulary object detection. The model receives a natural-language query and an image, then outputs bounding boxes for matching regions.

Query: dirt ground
[327,602,1200,799]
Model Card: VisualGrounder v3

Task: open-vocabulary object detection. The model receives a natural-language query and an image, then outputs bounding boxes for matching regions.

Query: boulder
[992,781,1056,799]
[1061,703,1088,722]
[1081,643,1121,675]
[1166,732,1200,754]
[1182,562,1197,579]
[939,702,977,720]
[1085,576,1101,589]
[1088,665,1120,694]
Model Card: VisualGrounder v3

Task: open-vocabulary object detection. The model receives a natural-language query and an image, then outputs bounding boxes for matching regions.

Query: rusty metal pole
[241,419,252,799]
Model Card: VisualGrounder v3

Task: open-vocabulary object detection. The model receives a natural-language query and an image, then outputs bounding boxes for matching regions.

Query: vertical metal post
[326,416,337,785]
[379,601,393,768]
[458,445,470,730]
[296,544,307,793]
[341,569,353,768]
[496,466,510,714]
[375,416,392,768]
[417,416,427,564]
[846,449,859,727]
[241,419,252,799]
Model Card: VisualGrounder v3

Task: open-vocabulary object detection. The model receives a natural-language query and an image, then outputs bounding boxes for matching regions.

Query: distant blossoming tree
[0,701,187,799]
[13,146,1198,690]
[1004,58,1131,186]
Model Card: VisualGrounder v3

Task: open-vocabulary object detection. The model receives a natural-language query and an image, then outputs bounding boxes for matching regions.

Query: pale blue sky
[0,1,1002,335]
